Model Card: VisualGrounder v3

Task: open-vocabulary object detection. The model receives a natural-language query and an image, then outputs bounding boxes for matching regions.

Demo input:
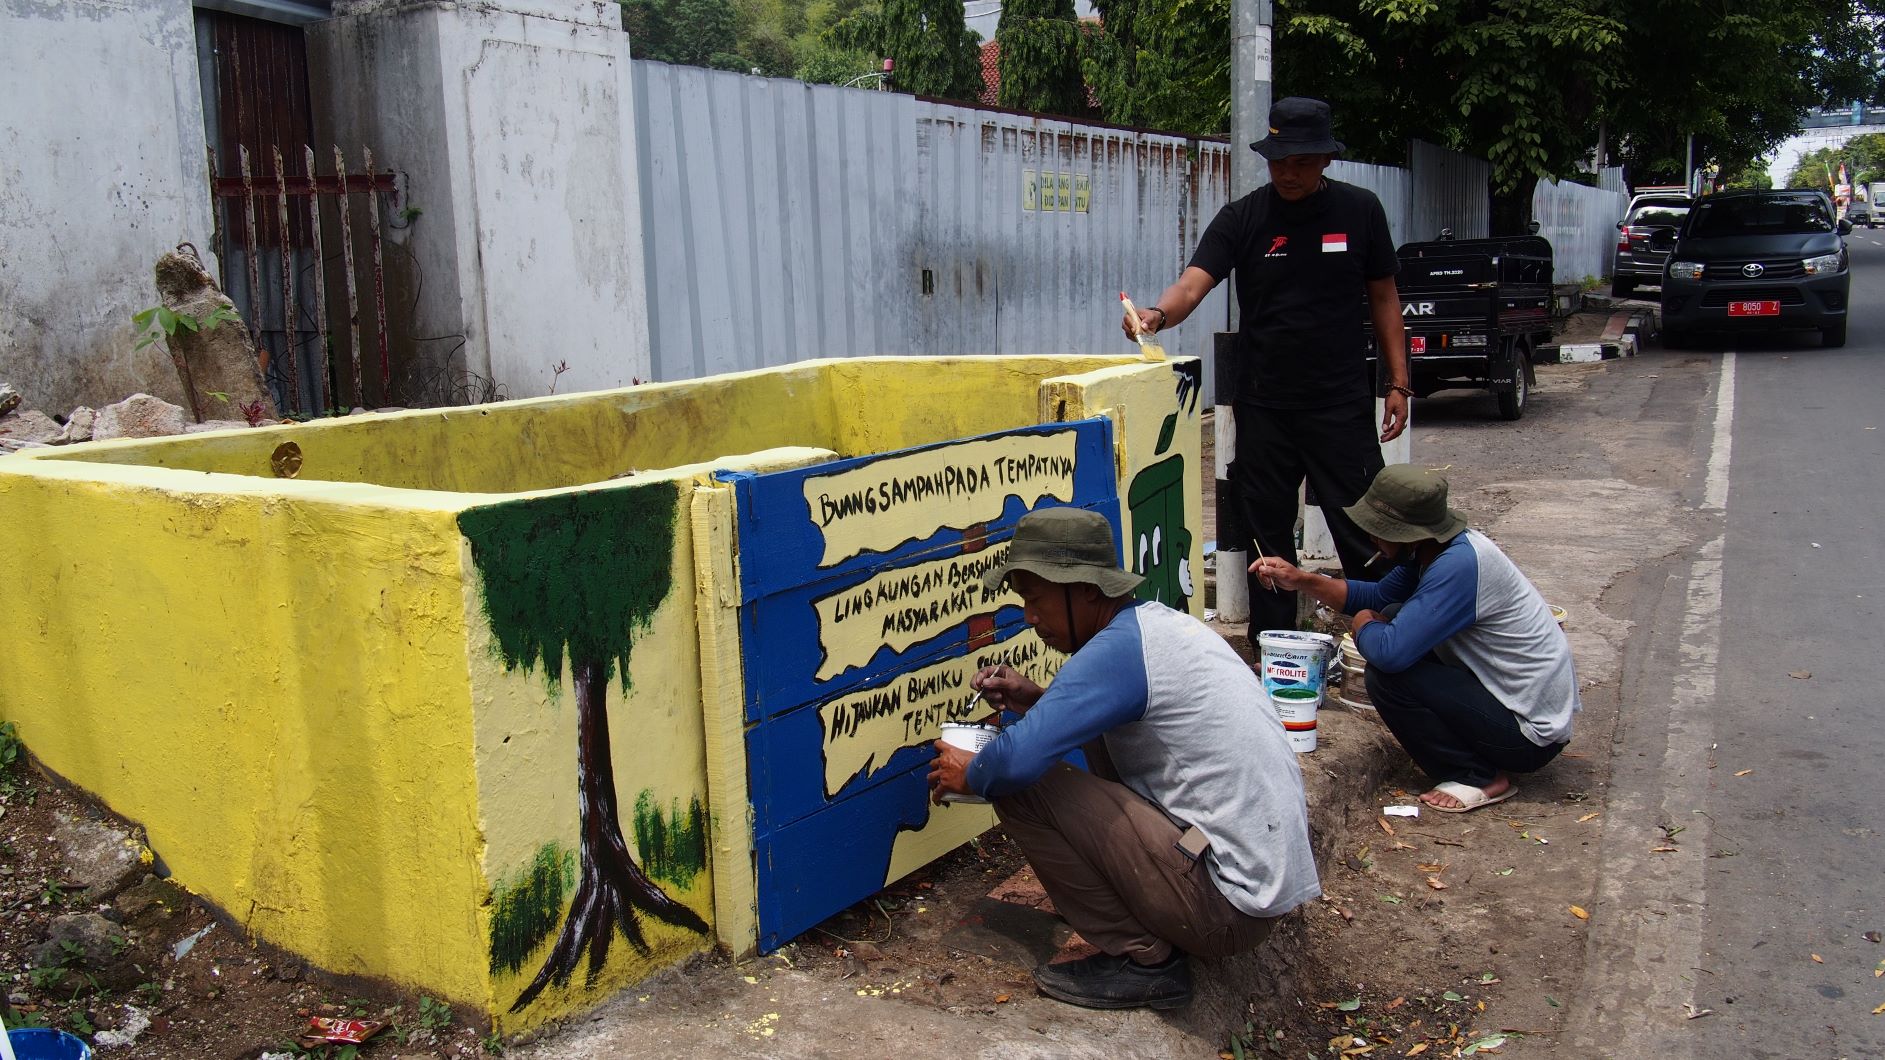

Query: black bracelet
[1148,306,1168,327]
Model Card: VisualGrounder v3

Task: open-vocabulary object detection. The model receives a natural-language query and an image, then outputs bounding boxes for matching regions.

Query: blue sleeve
[1343,561,1420,614]
[1355,542,1479,672]
[965,615,1150,798]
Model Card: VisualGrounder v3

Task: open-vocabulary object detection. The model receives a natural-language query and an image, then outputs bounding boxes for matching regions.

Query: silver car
[1613,193,1692,299]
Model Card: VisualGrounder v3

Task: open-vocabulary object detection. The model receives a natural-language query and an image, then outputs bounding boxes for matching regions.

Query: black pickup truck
[1366,235,1555,420]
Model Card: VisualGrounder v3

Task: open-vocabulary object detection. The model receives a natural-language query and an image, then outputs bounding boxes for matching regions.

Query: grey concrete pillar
[309,0,652,402]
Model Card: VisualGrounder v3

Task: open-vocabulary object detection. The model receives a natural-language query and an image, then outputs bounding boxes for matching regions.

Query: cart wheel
[1496,342,1528,421]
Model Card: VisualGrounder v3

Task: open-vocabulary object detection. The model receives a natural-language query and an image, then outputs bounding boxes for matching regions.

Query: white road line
[1568,353,1734,1053]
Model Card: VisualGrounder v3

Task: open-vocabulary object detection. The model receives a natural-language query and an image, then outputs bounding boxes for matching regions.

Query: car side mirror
[1647,230,1676,252]
[1838,218,1853,235]
[1615,220,1626,230]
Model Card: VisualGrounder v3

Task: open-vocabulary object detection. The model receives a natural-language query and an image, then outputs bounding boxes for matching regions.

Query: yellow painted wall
[0,354,1200,1030]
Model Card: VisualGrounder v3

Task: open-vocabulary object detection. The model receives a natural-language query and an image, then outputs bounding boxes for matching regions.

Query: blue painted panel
[735,420,1124,953]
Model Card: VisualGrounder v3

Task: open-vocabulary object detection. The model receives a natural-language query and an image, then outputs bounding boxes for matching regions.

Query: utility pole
[1215,0,1270,625]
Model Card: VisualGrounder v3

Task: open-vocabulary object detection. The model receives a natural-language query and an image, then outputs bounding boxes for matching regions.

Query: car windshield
[1688,195,1833,237]
[1629,204,1689,227]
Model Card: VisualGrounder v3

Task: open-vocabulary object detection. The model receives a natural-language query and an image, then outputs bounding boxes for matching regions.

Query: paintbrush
[1118,292,1167,361]
[1249,538,1279,593]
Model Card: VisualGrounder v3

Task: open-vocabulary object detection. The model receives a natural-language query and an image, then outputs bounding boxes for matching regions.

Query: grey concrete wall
[310,0,651,403]
[0,0,210,414]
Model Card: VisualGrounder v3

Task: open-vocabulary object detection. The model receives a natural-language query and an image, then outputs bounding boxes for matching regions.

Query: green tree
[459,483,709,1013]
[1083,0,1229,135]
[996,0,1087,115]
[826,0,984,100]
[1787,133,1885,189]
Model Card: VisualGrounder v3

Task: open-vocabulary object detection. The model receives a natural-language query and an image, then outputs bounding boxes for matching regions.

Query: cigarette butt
[1365,550,1383,567]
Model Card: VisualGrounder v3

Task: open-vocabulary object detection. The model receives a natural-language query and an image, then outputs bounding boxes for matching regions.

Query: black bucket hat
[1251,96,1346,160]
[1342,465,1469,544]
[982,507,1144,597]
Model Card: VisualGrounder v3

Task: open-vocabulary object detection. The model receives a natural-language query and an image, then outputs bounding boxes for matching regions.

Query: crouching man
[1254,464,1579,814]
[928,506,1319,1011]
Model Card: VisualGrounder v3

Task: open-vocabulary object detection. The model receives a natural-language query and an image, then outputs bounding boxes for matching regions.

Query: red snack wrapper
[302,1016,388,1046]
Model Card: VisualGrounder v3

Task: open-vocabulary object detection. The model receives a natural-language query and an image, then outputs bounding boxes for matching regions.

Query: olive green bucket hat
[1342,465,1469,544]
[982,507,1144,597]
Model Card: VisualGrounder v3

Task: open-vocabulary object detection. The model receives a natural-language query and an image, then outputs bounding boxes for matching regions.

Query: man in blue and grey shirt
[1255,464,1579,813]
[928,506,1318,1011]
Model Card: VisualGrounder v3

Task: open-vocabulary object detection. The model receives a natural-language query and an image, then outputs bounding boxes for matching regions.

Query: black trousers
[1364,655,1566,788]
[1231,397,1386,639]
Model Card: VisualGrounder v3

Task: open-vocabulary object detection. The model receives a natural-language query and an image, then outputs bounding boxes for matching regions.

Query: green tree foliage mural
[632,792,710,887]
[996,0,1087,116]
[826,0,984,101]
[490,844,576,975]
[459,483,710,1012]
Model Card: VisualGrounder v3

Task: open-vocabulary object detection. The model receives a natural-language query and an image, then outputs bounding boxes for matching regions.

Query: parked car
[1846,199,1875,227]
[1364,235,1555,420]
[1655,189,1852,348]
[1612,193,1691,299]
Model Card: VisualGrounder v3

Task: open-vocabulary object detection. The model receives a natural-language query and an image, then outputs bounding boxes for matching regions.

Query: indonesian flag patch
[1323,233,1349,253]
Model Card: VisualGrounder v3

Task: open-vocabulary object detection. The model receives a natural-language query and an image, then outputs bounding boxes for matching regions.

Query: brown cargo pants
[994,762,1276,965]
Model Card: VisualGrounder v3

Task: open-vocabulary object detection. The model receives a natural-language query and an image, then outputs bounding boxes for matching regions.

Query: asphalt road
[1568,227,1885,1056]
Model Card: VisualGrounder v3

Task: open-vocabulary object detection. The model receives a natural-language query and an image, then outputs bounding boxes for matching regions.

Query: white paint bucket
[1258,630,1334,699]
[1271,687,1321,752]
[938,723,999,803]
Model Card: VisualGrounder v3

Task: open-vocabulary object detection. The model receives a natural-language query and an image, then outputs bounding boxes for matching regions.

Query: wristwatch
[1147,306,1168,329]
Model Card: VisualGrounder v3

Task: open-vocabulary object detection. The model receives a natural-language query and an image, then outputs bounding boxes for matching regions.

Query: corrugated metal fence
[631,61,1598,399]
[1533,176,1628,285]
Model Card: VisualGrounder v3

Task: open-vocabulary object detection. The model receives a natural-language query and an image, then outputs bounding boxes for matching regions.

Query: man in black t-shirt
[1124,96,1411,640]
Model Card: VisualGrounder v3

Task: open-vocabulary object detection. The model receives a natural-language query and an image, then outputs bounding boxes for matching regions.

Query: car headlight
[1668,261,1705,281]
[1803,252,1844,275]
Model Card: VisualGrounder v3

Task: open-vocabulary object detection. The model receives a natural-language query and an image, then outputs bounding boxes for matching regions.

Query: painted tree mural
[459,483,710,1012]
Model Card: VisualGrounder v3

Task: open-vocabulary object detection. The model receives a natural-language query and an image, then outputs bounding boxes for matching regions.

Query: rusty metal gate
[196,9,399,415]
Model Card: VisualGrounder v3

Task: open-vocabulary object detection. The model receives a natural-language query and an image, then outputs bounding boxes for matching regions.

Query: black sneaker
[1032,952,1192,1010]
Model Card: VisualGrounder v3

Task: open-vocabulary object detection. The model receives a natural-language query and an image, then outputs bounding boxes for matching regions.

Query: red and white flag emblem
[1323,233,1348,252]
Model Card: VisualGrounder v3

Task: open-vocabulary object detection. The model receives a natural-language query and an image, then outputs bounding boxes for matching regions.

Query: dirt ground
[0,303,1643,1059]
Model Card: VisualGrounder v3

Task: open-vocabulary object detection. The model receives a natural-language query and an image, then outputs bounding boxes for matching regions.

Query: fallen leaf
[1651,846,1679,853]
[1337,997,1362,1012]
[994,993,1010,1004]
[1683,1003,1714,1020]
[1577,812,1601,823]
[1874,960,1883,978]
[1381,895,1404,905]
[1789,670,1812,679]
[1734,769,1753,777]
[1417,863,1447,873]
[1865,931,1882,944]
[1405,1043,1430,1056]
[1442,990,1465,1002]
[1496,867,1515,876]
[1379,817,1398,836]
[1874,1001,1885,1016]
[1546,995,1561,1007]
[1426,876,1448,891]
[1570,905,1590,920]
[1479,972,1499,983]
[1812,954,1824,964]
[1385,996,1406,1011]
[1392,840,1420,851]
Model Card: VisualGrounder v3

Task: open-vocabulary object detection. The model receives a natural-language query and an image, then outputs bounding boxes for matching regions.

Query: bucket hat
[1342,465,1469,543]
[1251,96,1346,160]
[982,507,1144,597]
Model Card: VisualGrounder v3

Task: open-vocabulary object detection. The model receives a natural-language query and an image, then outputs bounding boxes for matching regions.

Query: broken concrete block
[0,382,20,417]
[93,394,189,440]
[0,408,62,445]
[51,812,146,900]
[153,250,277,423]
[32,911,142,992]
[58,406,96,444]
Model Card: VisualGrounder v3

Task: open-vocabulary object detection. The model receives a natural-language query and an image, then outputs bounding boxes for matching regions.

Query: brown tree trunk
[510,659,710,1012]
